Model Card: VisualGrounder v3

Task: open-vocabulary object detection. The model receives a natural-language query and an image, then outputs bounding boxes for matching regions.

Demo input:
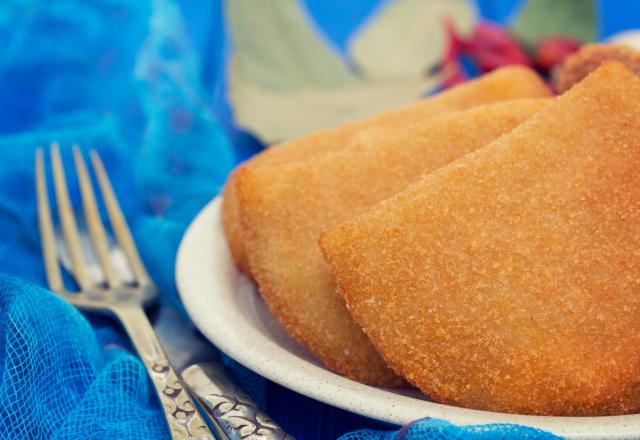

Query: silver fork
[36,143,215,440]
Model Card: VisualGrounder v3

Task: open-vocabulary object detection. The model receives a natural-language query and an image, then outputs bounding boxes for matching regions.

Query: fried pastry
[223,66,550,273]
[554,43,640,93]
[320,62,640,414]
[236,98,548,386]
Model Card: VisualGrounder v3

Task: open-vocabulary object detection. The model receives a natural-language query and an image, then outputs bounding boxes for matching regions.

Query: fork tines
[36,144,150,294]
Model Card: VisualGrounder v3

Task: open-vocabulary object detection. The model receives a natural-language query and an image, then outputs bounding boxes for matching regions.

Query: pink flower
[441,20,583,89]
[534,37,581,70]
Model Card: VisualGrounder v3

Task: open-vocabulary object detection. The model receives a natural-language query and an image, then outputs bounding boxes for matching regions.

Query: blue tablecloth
[0,0,637,438]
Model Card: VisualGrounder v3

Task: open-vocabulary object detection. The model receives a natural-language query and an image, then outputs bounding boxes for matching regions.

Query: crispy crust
[221,172,251,273]
[222,66,550,275]
[236,99,548,386]
[321,62,640,415]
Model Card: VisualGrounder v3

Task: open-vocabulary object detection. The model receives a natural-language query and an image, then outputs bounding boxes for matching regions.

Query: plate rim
[176,197,640,439]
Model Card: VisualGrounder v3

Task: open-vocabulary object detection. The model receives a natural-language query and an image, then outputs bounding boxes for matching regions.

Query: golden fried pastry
[320,62,640,415]
[554,43,640,93]
[223,66,551,273]
[236,98,548,386]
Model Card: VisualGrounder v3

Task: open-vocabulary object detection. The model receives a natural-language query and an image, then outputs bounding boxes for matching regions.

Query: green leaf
[228,58,437,144]
[510,0,597,46]
[226,0,441,143]
[349,0,474,77]
[225,0,358,90]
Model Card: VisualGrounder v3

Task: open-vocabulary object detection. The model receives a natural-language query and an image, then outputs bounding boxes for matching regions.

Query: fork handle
[115,306,219,440]
[182,363,294,440]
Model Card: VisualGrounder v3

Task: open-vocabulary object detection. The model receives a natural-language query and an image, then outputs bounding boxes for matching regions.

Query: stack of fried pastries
[236,99,549,386]
[224,55,640,415]
[222,65,551,387]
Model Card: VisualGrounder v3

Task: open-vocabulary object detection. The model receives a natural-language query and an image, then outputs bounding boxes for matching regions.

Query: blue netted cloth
[340,419,559,440]
[0,276,167,439]
[0,0,564,438]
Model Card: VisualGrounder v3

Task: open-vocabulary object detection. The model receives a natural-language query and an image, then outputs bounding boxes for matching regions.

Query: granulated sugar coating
[222,66,551,274]
[236,99,548,387]
[320,62,640,415]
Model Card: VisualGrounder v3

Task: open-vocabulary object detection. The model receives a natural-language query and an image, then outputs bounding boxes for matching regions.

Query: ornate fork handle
[115,305,216,440]
[183,363,294,440]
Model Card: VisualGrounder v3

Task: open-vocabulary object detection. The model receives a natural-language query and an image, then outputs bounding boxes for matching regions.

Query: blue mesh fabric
[339,419,562,440]
[0,0,565,438]
[0,276,167,439]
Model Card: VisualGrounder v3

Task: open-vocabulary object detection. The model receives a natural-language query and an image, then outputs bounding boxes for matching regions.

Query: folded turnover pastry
[321,62,640,414]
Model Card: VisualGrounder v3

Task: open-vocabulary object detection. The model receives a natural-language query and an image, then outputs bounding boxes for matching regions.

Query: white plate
[176,197,640,439]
